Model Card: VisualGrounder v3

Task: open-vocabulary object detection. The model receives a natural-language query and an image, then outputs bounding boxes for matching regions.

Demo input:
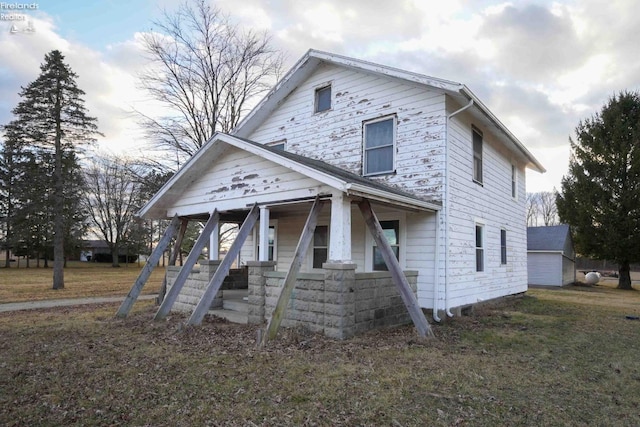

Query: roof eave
[458,86,546,173]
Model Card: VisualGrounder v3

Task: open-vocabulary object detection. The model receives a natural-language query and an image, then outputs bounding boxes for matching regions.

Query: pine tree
[557,91,640,290]
[2,50,100,287]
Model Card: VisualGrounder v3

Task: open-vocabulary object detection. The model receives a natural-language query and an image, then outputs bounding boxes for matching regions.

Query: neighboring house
[527,225,576,286]
[139,50,544,338]
[80,240,110,262]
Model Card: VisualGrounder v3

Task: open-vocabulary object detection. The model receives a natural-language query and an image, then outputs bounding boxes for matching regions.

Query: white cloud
[3,0,640,193]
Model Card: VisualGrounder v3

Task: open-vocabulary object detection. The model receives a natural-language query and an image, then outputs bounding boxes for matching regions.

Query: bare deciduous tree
[84,155,144,267]
[526,191,560,227]
[138,0,284,162]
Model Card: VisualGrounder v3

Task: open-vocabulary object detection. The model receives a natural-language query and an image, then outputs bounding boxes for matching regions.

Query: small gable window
[364,116,395,176]
[473,127,483,184]
[315,85,331,113]
[268,140,286,151]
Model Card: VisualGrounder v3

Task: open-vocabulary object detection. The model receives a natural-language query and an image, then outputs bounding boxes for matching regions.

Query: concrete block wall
[165,260,223,313]
[249,261,418,339]
[354,271,418,334]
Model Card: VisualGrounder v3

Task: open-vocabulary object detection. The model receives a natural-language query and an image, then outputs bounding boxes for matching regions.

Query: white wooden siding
[562,256,575,285]
[528,252,562,286]
[166,146,333,216]
[445,102,528,307]
[247,63,447,201]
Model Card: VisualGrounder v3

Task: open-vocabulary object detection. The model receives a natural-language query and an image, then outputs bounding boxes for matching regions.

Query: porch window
[257,225,276,261]
[500,229,507,265]
[475,224,484,272]
[473,127,483,184]
[364,116,395,176]
[315,85,331,113]
[373,220,400,271]
[312,225,328,268]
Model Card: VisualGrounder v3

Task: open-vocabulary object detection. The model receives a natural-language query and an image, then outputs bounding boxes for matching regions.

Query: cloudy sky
[1,0,639,192]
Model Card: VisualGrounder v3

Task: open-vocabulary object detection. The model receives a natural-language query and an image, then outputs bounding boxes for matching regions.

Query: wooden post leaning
[116,214,181,318]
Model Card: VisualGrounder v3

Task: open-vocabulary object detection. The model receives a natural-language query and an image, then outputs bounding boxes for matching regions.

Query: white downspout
[442,97,474,319]
[433,209,442,322]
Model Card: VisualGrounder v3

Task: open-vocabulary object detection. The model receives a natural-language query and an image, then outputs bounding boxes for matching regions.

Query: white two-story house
[138,50,544,338]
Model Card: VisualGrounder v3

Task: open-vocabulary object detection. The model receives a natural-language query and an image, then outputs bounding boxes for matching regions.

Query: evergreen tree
[557,91,640,290]
[2,50,100,287]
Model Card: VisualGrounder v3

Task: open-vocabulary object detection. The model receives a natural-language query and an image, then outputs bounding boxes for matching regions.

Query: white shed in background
[527,225,575,286]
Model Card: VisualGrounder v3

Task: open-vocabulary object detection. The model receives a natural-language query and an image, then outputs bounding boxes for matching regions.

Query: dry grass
[1,282,640,426]
[0,261,165,303]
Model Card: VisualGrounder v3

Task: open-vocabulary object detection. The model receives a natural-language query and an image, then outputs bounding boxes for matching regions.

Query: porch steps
[207,289,248,324]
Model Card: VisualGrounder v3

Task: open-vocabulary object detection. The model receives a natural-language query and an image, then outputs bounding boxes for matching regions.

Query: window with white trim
[475,224,484,272]
[312,225,328,268]
[315,85,331,113]
[256,224,276,261]
[473,127,483,184]
[364,116,395,176]
[500,229,507,265]
[373,220,400,271]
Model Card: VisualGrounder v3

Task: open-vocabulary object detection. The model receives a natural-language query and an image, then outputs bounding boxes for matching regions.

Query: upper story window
[315,85,331,113]
[472,127,483,184]
[364,116,395,176]
[511,164,517,198]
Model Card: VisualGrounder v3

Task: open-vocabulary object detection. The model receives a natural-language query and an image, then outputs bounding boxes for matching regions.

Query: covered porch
[118,133,440,339]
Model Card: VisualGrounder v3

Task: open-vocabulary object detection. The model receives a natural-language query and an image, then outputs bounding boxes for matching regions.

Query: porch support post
[258,206,270,261]
[209,222,219,260]
[187,204,260,326]
[357,199,434,338]
[115,214,181,318]
[154,210,220,321]
[262,196,324,346]
[329,191,352,262]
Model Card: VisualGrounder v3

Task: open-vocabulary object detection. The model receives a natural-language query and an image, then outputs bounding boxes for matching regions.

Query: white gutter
[440,97,474,320]
[345,183,441,212]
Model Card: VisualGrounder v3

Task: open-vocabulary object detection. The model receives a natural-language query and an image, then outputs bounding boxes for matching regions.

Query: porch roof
[139,133,441,219]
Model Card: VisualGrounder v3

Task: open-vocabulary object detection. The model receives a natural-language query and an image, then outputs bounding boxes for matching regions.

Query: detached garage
[527,225,576,286]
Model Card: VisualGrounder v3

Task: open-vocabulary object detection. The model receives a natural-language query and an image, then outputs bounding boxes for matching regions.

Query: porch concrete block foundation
[251,262,419,339]
[165,260,223,312]
[246,261,276,324]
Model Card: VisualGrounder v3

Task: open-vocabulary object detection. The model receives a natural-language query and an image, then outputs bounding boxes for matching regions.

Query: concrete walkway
[0,294,157,313]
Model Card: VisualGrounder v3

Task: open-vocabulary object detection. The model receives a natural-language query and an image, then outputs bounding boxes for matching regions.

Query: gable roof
[233,49,545,173]
[527,225,572,252]
[138,133,441,219]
